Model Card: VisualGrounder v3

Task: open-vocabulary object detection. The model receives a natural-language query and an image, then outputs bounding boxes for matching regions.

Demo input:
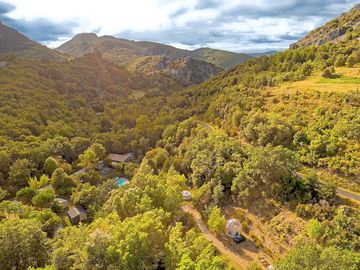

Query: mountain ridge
[57,33,252,69]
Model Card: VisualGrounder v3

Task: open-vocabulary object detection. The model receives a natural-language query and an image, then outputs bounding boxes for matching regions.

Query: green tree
[9,158,31,191]
[78,148,99,169]
[44,157,59,176]
[0,218,50,270]
[0,187,7,202]
[275,241,360,270]
[306,219,324,240]
[207,206,226,235]
[32,189,55,208]
[16,187,37,204]
[90,143,106,160]
[51,168,76,194]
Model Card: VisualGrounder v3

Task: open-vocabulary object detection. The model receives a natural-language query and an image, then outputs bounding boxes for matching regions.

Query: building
[182,190,192,200]
[107,153,135,163]
[55,198,69,209]
[67,206,87,224]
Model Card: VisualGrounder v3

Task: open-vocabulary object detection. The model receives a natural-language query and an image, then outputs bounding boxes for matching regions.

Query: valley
[0,2,359,270]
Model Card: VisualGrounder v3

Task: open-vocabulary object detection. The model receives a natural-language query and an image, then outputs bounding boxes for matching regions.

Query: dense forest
[0,3,359,270]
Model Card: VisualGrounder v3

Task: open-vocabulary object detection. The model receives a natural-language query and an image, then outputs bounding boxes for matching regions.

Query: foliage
[0,218,50,270]
[16,187,37,204]
[207,206,226,235]
[31,189,55,208]
[275,241,360,270]
[51,168,76,194]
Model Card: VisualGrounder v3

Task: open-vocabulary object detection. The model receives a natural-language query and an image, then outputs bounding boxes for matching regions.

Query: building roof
[55,198,68,203]
[67,206,86,219]
[108,153,135,162]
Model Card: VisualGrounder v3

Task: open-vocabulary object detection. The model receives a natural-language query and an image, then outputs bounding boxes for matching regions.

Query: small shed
[108,153,135,163]
[67,206,87,224]
[182,190,192,200]
[55,198,69,209]
[226,219,242,238]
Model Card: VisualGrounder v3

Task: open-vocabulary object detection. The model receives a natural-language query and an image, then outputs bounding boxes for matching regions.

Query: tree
[0,219,50,270]
[29,209,62,236]
[44,157,59,176]
[32,189,55,208]
[8,158,31,191]
[275,241,360,270]
[0,187,7,202]
[306,219,324,240]
[334,55,345,67]
[90,143,106,160]
[321,67,333,78]
[51,168,76,194]
[207,206,225,235]
[16,187,36,204]
[78,148,99,169]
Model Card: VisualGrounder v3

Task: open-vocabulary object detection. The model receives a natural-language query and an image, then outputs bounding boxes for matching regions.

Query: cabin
[107,153,135,163]
[182,190,192,200]
[54,198,69,209]
[67,206,87,224]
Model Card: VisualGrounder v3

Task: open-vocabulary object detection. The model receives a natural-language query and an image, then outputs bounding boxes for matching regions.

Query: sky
[0,0,358,53]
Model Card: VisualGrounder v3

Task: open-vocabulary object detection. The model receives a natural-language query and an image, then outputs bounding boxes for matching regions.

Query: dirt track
[182,204,268,270]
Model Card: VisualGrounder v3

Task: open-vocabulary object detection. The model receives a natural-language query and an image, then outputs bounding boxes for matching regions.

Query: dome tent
[226,219,242,238]
[182,190,192,200]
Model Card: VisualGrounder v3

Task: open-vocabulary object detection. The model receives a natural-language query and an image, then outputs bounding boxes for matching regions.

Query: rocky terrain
[290,3,360,48]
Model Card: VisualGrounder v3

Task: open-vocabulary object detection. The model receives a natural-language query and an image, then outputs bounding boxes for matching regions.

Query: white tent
[182,190,192,200]
[226,219,242,238]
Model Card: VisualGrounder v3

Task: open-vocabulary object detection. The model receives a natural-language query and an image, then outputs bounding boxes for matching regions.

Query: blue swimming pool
[115,178,129,186]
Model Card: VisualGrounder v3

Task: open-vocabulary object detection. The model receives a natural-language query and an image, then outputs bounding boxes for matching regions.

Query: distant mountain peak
[56,34,252,69]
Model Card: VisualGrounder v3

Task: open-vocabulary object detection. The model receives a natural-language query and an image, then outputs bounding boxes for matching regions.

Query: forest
[0,4,359,270]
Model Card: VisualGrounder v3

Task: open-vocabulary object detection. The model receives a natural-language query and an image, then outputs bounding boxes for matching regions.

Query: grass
[272,67,360,95]
[318,74,360,84]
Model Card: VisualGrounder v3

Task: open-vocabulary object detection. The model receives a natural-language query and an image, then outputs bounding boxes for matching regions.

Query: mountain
[57,33,225,85]
[248,50,278,57]
[125,55,222,86]
[290,3,360,48]
[190,48,252,69]
[0,21,65,61]
[56,34,251,69]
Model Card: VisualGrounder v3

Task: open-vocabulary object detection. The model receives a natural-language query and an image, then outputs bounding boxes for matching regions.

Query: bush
[16,187,36,204]
[207,206,226,235]
[31,189,55,208]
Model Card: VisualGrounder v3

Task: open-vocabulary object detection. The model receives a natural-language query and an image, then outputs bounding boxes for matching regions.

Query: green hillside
[191,47,252,69]
[0,4,359,270]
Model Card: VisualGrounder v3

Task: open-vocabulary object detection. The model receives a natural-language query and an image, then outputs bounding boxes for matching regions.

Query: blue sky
[0,0,358,52]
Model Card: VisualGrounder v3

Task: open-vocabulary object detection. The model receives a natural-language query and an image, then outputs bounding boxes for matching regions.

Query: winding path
[182,204,266,270]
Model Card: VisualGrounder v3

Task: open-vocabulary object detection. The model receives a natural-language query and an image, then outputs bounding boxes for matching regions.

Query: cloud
[0,1,15,15]
[1,17,77,41]
[0,0,359,52]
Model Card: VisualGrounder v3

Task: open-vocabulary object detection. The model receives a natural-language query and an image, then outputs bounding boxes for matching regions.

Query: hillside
[0,21,65,61]
[191,47,252,69]
[57,33,252,69]
[0,4,359,270]
[291,3,360,48]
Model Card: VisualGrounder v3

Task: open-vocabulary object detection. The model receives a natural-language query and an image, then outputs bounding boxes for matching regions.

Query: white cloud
[1,0,359,52]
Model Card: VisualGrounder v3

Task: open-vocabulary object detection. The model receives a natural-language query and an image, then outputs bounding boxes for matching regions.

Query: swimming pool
[115,178,129,186]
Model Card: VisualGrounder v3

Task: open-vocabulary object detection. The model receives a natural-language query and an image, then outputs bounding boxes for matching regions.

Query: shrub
[16,187,36,204]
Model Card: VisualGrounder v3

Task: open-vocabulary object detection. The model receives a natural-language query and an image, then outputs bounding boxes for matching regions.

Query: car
[233,234,245,243]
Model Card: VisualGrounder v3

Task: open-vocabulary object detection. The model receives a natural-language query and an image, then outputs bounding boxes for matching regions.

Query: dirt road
[336,188,360,203]
[182,204,266,270]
